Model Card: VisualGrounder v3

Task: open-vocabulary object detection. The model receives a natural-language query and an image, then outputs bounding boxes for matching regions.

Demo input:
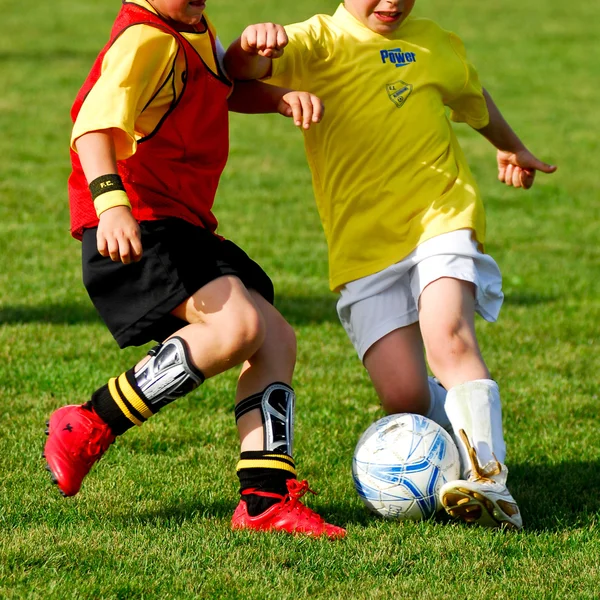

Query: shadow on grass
[318,460,600,533]
[108,498,235,527]
[507,460,600,531]
[43,459,597,533]
[503,291,558,306]
[0,295,340,327]
[0,303,100,325]
[275,294,339,325]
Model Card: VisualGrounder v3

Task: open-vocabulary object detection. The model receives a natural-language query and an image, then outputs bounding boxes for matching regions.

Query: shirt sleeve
[71,25,179,160]
[446,32,489,129]
[267,21,320,90]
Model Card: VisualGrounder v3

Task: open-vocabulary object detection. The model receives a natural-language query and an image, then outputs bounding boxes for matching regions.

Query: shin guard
[235,383,295,455]
[134,336,205,411]
[445,379,506,479]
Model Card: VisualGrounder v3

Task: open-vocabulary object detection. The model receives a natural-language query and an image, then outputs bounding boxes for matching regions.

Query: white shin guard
[444,379,506,479]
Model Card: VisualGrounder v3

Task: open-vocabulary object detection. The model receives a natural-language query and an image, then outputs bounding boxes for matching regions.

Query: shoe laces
[459,429,502,482]
[283,479,324,522]
[86,429,113,461]
[241,480,323,522]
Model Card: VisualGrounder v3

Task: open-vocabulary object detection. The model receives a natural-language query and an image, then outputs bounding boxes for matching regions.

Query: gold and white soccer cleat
[440,430,523,530]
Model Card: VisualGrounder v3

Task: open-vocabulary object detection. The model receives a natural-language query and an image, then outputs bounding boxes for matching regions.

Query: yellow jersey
[268,4,490,291]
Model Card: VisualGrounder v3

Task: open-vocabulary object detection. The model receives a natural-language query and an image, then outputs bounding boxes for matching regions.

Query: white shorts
[336,230,503,361]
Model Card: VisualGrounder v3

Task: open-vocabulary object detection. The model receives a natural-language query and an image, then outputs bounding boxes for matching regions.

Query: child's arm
[228,80,323,130]
[224,23,287,81]
[75,130,142,264]
[475,89,557,189]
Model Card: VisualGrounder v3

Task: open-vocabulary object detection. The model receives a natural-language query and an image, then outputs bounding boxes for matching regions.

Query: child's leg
[363,323,429,415]
[337,267,450,429]
[235,290,296,451]
[418,277,521,528]
[44,277,345,537]
[230,291,345,537]
[418,277,490,389]
[418,277,502,466]
[44,276,271,495]
[89,276,267,435]
[362,323,451,430]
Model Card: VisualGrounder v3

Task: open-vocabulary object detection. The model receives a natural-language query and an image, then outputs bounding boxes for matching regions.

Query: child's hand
[497,149,557,189]
[240,23,288,58]
[278,91,324,130]
[97,206,142,264]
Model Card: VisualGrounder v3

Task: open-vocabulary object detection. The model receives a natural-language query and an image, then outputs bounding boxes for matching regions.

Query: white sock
[425,377,451,431]
[444,379,506,479]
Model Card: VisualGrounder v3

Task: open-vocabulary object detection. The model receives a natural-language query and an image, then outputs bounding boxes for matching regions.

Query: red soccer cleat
[231,479,346,539]
[43,404,115,497]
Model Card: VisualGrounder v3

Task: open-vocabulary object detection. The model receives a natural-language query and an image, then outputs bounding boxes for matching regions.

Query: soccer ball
[352,413,460,521]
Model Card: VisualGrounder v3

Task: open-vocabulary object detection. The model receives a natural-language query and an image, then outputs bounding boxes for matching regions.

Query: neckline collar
[332,3,410,39]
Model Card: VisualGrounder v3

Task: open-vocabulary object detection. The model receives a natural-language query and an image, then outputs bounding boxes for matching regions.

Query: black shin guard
[234,382,295,455]
[235,383,297,516]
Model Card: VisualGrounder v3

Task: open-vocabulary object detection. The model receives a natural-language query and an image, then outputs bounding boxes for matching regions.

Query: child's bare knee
[276,318,297,362]
[232,307,266,357]
[195,305,265,363]
[378,380,430,416]
[425,326,474,374]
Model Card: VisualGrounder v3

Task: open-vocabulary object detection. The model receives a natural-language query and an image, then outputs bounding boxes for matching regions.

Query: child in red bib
[44,0,344,539]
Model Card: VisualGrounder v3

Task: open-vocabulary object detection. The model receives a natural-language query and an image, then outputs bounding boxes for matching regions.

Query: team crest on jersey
[386,80,413,108]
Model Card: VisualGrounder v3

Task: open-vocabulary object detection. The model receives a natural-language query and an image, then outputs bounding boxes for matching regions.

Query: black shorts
[82,219,274,348]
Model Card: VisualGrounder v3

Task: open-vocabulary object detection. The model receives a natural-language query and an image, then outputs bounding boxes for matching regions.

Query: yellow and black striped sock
[237,450,297,516]
[90,368,154,435]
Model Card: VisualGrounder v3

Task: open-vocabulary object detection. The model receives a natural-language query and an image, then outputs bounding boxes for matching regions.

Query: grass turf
[1,0,599,598]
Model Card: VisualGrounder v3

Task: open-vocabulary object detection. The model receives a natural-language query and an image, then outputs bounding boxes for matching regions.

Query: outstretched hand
[278,91,324,130]
[240,23,288,58]
[497,149,557,189]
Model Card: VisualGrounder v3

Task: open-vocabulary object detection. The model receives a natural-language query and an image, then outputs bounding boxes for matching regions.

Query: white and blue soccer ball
[352,413,460,521]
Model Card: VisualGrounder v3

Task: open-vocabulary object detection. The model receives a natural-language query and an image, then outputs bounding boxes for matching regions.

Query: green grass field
[1,0,599,598]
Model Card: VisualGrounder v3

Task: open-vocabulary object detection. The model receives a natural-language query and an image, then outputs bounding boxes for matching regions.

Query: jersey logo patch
[380,48,417,68]
[386,80,413,108]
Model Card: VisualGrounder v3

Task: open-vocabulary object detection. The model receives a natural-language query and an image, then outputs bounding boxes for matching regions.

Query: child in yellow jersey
[43,0,346,539]
[225,0,558,529]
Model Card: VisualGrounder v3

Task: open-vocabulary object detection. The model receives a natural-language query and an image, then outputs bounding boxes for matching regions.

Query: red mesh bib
[68,4,231,240]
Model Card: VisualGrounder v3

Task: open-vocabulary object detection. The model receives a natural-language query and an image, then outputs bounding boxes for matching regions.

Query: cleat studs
[457,497,471,506]
[44,429,49,436]
[41,452,45,458]
[45,464,59,485]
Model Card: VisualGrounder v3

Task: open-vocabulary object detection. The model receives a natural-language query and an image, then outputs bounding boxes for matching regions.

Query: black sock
[90,370,155,436]
[236,450,296,516]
